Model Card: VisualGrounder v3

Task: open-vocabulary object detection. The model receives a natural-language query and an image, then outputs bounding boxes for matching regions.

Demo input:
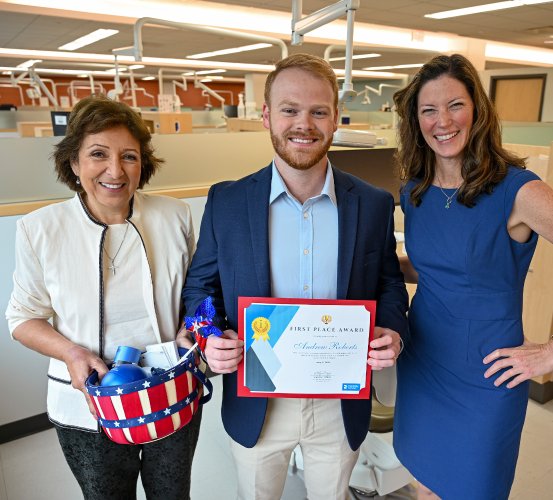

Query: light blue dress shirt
[269,162,338,299]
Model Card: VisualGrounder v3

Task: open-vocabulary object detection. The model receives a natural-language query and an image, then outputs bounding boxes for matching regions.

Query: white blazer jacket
[6,192,195,430]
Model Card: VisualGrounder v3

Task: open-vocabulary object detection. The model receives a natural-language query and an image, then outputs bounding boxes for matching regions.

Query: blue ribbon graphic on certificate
[240,299,372,396]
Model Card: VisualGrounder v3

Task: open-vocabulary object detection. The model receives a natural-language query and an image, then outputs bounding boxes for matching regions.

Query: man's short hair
[264,53,339,109]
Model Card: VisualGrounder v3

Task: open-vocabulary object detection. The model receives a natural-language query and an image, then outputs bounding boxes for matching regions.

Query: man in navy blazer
[183,54,408,500]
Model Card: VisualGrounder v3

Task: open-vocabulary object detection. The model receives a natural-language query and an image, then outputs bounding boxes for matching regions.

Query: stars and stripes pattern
[184,296,223,353]
[86,360,212,445]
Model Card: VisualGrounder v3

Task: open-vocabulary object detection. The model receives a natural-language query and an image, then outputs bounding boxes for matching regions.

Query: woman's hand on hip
[483,339,553,388]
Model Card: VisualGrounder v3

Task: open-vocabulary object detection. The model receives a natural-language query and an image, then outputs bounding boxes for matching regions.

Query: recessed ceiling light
[182,69,227,76]
[425,0,553,19]
[128,64,145,70]
[104,67,127,75]
[0,66,106,76]
[58,29,119,51]
[142,76,156,80]
[486,42,553,64]
[329,53,381,62]
[187,43,272,59]
[363,63,424,70]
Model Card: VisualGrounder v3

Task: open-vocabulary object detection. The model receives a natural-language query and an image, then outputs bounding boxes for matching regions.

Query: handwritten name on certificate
[237,297,376,399]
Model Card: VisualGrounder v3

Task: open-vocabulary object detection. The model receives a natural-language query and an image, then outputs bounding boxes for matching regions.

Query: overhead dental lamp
[360,83,403,105]
[292,0,381,148]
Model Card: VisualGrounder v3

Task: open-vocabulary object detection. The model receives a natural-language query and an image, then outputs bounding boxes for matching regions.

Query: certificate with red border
[237,297,376,399]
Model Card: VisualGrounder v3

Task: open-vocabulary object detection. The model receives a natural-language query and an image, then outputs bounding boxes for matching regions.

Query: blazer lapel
[246,166,272,296]
[334,168,359,299]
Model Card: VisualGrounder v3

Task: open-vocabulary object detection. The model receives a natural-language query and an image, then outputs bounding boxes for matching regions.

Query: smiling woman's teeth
[435,131,458,141]
[101,182,123,189]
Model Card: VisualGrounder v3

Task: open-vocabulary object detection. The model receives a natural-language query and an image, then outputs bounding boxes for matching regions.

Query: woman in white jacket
[6,95,198,499]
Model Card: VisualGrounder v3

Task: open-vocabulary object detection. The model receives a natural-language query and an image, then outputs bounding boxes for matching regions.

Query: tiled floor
[0,376,552,499]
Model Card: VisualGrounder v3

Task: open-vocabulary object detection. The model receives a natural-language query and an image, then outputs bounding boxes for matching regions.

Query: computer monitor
[50,111,71,136]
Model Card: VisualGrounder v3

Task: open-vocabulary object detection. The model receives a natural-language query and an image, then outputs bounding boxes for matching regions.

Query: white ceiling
[0,0,552,80]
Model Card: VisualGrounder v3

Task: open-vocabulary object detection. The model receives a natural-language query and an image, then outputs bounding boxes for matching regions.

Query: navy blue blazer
[183,164,408,450]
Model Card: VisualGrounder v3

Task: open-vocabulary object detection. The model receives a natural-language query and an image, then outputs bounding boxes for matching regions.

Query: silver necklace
[436,175,461,209]
[104,223,130,276]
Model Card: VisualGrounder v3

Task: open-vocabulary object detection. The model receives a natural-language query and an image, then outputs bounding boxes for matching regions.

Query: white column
[464,39,486,71]
[245,73,268,109]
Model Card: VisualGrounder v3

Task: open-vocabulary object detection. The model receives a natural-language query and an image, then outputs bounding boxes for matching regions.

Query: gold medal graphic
[252,316,271,341]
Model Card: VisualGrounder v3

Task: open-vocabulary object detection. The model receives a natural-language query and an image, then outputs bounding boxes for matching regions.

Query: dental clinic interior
[1,1,552,498]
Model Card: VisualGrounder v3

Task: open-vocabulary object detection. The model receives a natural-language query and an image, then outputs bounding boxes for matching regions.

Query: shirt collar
[269,160,337,207]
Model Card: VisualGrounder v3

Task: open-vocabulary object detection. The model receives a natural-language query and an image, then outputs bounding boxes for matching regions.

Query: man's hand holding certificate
[237,297,376,399]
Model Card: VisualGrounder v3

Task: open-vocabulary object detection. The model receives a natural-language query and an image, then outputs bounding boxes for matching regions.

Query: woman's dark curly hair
[53,94,163,191]
[393,54,525,207]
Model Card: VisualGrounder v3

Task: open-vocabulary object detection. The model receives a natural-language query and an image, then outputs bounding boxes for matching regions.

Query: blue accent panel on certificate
[266,306,300,346]
[252,340,281,379]
[245,304,300,348]
[245,347,276,392]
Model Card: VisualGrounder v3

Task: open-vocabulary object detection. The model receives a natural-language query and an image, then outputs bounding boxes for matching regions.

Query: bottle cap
[113,345,142,364]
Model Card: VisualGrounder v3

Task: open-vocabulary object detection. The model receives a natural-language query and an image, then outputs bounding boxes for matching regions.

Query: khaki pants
[230,398,359,500]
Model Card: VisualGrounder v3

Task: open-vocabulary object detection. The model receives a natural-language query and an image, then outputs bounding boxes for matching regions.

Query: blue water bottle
[100,346,147,386]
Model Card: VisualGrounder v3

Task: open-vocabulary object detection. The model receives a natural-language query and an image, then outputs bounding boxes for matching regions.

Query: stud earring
[76,177,81,185]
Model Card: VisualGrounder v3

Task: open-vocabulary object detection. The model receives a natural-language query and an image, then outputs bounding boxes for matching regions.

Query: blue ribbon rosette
[183,296,223,361]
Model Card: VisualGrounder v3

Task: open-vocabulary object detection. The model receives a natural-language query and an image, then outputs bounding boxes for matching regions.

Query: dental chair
[348,367,413,498]
[285,367,413,499]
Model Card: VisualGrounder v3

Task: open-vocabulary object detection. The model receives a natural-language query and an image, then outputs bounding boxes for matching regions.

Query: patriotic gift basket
[85,297,222,445]
[85,356,212,445]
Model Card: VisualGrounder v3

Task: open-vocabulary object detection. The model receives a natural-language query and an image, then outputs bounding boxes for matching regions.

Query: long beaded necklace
[104,223,130,276]
[436,175,461,209]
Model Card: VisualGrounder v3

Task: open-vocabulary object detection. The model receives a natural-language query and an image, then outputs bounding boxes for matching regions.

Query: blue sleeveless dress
[394,166,540,499]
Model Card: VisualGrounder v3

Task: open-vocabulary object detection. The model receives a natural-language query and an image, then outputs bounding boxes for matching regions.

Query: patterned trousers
[55,408,201,500]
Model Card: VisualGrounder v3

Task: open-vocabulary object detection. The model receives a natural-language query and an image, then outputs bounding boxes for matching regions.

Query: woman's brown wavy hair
[393,54,525,207]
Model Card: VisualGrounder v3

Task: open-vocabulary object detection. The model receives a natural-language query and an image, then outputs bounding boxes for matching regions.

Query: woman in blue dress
[392,54,553,499]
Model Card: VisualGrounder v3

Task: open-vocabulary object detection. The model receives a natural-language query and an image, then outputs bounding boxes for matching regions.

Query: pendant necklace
[104,222,130,276]
[436,175,461,209]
